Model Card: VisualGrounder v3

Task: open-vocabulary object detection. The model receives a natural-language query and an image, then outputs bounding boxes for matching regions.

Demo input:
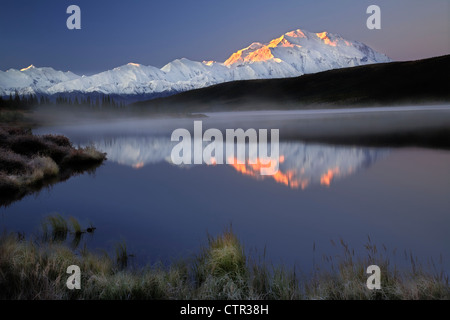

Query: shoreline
[0,218,448,300]
[0,126,106,206]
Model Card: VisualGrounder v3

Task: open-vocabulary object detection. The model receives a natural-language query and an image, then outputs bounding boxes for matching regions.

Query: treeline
[0,91,126,110]
[0,92,38,110]
[54,95,126,109]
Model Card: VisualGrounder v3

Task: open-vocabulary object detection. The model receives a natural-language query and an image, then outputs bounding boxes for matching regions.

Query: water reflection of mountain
[91,137,388,189]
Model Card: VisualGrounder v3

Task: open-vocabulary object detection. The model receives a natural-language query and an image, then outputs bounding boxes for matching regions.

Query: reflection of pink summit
[0,28,391,97]
[89,134,388,190]
[170,121,280,176]
[225,158,345,190]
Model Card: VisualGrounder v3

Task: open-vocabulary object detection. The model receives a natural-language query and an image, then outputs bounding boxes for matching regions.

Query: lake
[2,106,450,273]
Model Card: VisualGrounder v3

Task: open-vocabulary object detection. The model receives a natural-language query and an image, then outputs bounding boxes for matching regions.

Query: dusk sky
[1,0,449,74]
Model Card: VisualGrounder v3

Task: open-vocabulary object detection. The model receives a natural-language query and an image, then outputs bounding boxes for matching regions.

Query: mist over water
[2,107,450,272]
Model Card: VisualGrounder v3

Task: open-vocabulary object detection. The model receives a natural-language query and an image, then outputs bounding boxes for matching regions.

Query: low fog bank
[31,103,203,127]
[32,104,450,150]
[203,105,450,149]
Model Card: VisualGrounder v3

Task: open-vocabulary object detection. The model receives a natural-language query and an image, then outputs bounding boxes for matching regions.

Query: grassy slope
[134,55,450,112]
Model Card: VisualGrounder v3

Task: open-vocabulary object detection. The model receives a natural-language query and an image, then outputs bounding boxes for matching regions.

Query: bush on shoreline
[0,127,106,206]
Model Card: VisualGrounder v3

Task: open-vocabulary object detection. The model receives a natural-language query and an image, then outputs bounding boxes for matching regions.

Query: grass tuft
[0,220,448,300]
[69,216,83,235]
[115,240,129,270]
[42,214,69,242]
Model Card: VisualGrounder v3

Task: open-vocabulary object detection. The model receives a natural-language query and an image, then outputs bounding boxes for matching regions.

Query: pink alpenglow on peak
[0,27,391,97]
[20,65,36,72]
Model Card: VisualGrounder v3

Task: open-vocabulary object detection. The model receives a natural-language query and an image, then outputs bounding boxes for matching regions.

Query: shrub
[0,148,29,174]
[42,134,72,148]
[9,135,52,157]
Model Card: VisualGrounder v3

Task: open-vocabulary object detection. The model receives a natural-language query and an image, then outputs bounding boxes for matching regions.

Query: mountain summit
[224,29,389,70]
[0,28,391,99]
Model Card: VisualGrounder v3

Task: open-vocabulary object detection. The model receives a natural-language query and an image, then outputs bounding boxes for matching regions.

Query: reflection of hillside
[91,137,388,189]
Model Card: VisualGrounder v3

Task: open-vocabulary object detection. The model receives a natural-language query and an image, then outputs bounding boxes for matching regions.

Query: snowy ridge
[0,28,391,98]
[0,65,80,96]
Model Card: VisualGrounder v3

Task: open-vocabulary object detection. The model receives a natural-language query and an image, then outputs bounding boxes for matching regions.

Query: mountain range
[0,28,391,100]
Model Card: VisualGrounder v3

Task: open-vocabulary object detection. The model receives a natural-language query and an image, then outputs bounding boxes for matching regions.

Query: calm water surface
[1,110,449,272]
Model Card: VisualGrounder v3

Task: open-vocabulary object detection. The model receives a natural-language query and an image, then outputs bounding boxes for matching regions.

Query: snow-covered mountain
[0,65,80,97]
[0,28,391,99]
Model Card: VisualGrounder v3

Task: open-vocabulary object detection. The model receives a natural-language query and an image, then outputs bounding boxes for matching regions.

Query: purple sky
[0,0,449,74]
